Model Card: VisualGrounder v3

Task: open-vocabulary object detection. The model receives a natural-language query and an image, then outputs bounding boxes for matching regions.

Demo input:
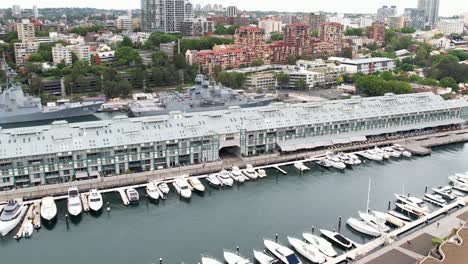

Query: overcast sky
[0,0,465,16]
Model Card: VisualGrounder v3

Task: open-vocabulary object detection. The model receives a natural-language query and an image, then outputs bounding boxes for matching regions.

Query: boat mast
[366,177,371,213]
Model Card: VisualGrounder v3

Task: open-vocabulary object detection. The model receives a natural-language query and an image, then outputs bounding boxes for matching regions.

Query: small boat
[67,187,83,216]
[372,147,389,159]
[294,161,309,172]
[302,232,337,257]
[394,194,430,213]
[320,229,353,249]
[376,211,406,227]
[357,150,382,161]
[173,179,192,198]
[424,193,446,207]
[388,210,412,222]
[395,202,426,218]
[336,152,355,166]
[242,164,258,179]
[432,186,457,200]
[22,221,34,238]
[223,250,251,264]
[392,144,412,157]
[316,159,332,168]
[253,249,279,264]
[157,182,170,194]
[347,217,381,237]
[201,255,223,264]
[206,174,221,186]
[126,188,140,203]
[264,239,302,264]
[0,201,27,236]
[449,176,468,192]
[217,170,234,187]
[358,211,390,232]
[40,196,57,222]
[288,236,325,263]
[326,158,346,170]
[382,146,401,158]
[348,153,362,164]
[145,183,160,200]
[257,169,267,178]
[230,166,245,182]
[88,189,103,211]
[188,177,205,192]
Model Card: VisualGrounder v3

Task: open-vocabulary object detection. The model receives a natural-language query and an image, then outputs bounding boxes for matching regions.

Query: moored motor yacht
[157,182,170,194]
[0,201,27,236]
[206,174,221,186]
[242,164,258,179]
[358,211,390,232]
[388,210,412,222]
[382,146,401,158]
[336,152,355,166]
[294,161,309,172]
[223,249,251,264]
[320,229,354,249]
[201,255,223,264]
[145,183,160,200]
[126,188,140,203]
[432,186,458,200]
[173,178,192,198]
[40,196,57,222]
[449,175,468,192]
[253,250,279,264]
[316,159,332,168]
[372,147,389,159]
[217,170,234,187]
[357,150,382,161]
[67,187,83,216]
[230,166,245,182]
[264,239,302,264]
[326,158,346,170]
[87,189,104,211]
[287,236,325,263]
[188,177,205,192]
[424,193,446,207]
[302,232,337,257]
[257,169,267,178]
[394,194,430,213]
[392,144,412,157]
[348,153,362,164]
[22,220,34,238]
[395,202,426,218]
[347,217,381,237]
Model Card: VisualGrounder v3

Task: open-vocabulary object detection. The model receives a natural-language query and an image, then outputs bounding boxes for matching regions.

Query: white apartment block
[16,19,35,41]
[258,19,282,38]
[52,44,72,65]
[71,45,91,62]
[328,57,396,74]
[116,16,133,32]
[14,41,40,66]
[245,72,276,90]
[437,20,464,35]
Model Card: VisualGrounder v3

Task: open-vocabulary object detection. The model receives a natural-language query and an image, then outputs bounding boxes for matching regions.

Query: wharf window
[225,136,235,141]
[2,178,10,183]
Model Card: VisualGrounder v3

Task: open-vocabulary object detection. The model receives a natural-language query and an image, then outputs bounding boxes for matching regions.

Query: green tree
[251,59,264,67]
[294,78,308,89]
[380,71,394,81]
[115,46,142,66]
[345,28,363,36]
[448,50,468,61]
[152,51,169,67]
[173,53,188,69]
[439,77,458,91]
[310,30,319,38]
[271,33,284,41]
[399,63,414,72]
[214,24,227,35]
[337,76,344,86]
[119,36,133,48]
[399,27,416,34]
[274,72,290,88]
[414,43,432,67]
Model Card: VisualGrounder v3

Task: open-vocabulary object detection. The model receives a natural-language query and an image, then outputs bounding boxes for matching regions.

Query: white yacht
[173,179,192,198]
[382,146,401,158]
[316,159,332,168]
[380,211,407,227]
[67,187,83,216]
[242,164,258,179]
[217,170,234,187]
[302,232,337,257]
[287,236,326,264]
[348,153,362,164]
[264,239,302,264]
[157,182,170,194]
[320,229,354,249]
[40,196,57,222]
[347,217,381,237]
[357,150,382,161]
[188,177,205,192]
[336,152,355,166]
[394,194,430,213]
[257,169,267,178]
[372,147,389,159]
[126,188,140,203]
[326,158,346,170]
[293,161,309,172]
[88,189,104,211]
[432,186,458,200]
[223,250,251,264]
[230,166,245,182]
[388,210,412,222]
[0,201,27,236]
[253,250,279,264]
[449,175,468,192]
[206,174,221,186]
[22,221,34,238]
[201,255,223,264]
[395,202,426,218]
[424,193,446,207]
[392,144,412,157]
[358,211,390,232]
[145,183,160,200]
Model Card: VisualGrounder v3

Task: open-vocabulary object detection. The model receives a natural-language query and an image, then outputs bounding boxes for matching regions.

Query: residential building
[269,43,299,64]
[181,17,213,37]
[283,23,312,57]
[12,5,21,18]
[318,22,345,56]
[52,44,72,65]
[377,6,397,23]
[234,27,270,65]
[461,12,468,25]
[258,18,282,38]
[95,51,116,65]
[116,16,133,32]
[281,15,298,25]
[14,41,40,66]
[71,45,91,62]
[327,14,352,29]
[186,48,246,77]
[388,16,405,29]
[437,20,464,35]
[33,5,39,19]
[1,92,466,189]
[160,42,176,59]
[359,17,374,28]
[418,0,440,26]
[303,13,326,31]
[16,19,35,41]
[244,72,276,90]
[404,8,426,30]
[368,23,385,43]
[328,57,396,74]
[141,0,193,33]
[226,6,238,17]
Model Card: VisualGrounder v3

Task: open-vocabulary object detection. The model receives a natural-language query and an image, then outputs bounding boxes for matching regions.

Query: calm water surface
[1,144,467,264]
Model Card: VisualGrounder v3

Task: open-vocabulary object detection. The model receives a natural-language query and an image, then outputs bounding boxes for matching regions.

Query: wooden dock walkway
[81,193,90,212]
[117,189,130,206]
[14,204,33,240]
[32,201,41,229]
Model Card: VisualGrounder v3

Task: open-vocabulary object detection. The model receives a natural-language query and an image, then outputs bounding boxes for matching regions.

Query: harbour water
[1,143,467,264]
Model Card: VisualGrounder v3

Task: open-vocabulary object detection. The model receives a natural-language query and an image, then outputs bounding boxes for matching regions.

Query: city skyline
[0,0,465,16]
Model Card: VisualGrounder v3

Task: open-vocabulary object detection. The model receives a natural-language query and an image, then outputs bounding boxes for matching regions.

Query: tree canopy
[354,74,414,96]
[216,71,246,89]
[345,28,364,36]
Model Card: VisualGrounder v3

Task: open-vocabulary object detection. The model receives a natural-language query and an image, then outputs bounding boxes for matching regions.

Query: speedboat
[40,196,57,222]
[302,232,337,257]
[395,202,426,218]
[201,255,223,264]
[336,152,355,166]
[257,169,267,178]
[157,182,170,194]
[242,164,258,179]
[188,177,205,192]
[432,186,458,200]
[287,236,325,263]
[394,194,430,213]
[449,175,468,192]
[392,144,412,157]
[264,239,302,264]
[217,170,234,187]
[382,146,401,158]
[320,229,354,249]
[347,217,381,237]
[22,221,34,238]
[206,174,221,186]
[173,179,192,198]
[348,153,362,164]
[326,158,346,170]
[0,201,27,236]
[67,187,83,216]
[88,189,104,211]
[388,210,412,222]
[372,147,389,159]
[357,150,382,161]
[424,193,446,207]
[126,188,140,203]
[358,211,390,232]
[230,166,245,182]
[316,159,332,168]
[145,183,160,200]
[223,250,251,264]
[294,161,309,172]
[253,249,279,264]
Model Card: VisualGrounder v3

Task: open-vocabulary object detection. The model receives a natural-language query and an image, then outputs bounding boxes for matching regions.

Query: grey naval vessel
[0,59,103,125]
[129,74,275,117]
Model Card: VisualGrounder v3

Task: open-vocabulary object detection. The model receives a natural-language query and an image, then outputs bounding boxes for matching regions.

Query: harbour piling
[275,233,278,243]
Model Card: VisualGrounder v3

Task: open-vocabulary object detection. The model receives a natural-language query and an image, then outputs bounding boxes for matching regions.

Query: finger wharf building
[1,92,467,190]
